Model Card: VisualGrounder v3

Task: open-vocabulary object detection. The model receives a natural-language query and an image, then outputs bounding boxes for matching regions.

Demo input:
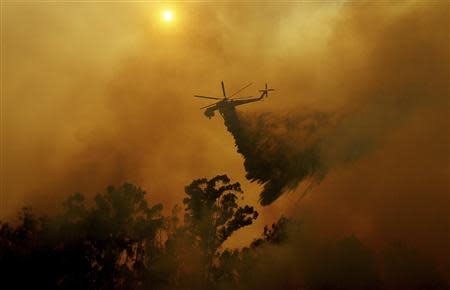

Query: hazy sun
[162,10,173,22]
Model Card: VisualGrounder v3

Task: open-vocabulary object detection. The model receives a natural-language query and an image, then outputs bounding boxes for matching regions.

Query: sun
[162,10,173,22]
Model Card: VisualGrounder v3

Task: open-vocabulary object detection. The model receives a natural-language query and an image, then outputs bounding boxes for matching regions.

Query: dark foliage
[0,183,164,290]
[0,178,448,290]
[181,175,258,287]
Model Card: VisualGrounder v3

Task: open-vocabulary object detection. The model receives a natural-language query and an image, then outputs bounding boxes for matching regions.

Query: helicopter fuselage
[195,81,273,119]
[204,96,264,119]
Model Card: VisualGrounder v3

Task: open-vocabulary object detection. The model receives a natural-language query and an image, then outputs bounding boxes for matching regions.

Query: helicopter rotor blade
[200,102,219,109]
[221,81,226,98]
[229,82,253,98]
[231,95,255,100]
[194,95,221,100]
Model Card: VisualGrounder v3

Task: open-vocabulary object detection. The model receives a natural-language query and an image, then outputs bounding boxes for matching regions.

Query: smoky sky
[221,108,332,205]
[2,0,448,275]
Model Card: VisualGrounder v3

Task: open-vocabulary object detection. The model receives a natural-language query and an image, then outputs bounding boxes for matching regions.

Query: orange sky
[1,0,448,274]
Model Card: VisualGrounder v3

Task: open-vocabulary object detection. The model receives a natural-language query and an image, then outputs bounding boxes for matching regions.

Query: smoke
[217,1,448,205]
[221,99,409,206]
[2,0,448,275]
[222,108,331,205]
[221,90,426,206]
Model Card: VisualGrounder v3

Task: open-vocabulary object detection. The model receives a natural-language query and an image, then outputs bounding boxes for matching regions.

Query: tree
[250,216,295,248]
[78,183,164,290]
[182,174,258,288]
[0,207,57,289]
[0,183,165,290]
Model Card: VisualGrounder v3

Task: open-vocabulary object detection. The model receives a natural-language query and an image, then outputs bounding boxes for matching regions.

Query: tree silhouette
[1,179,449,290]
[78,183,164,290]
[0,183,165,290]
[250,216,296,248]
[182,174,258,288]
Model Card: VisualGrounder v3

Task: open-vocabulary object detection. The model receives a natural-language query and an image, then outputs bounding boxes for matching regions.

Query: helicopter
[194,81,274,118]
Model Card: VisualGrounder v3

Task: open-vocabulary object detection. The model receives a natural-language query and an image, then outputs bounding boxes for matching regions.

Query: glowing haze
[162,10,174,22]
[1,0,449,275]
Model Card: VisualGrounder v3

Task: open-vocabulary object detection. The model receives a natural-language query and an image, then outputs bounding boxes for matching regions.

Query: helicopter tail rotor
[259,83,274,97]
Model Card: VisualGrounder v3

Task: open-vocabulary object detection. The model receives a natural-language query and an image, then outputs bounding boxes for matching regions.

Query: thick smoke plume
[222,105,384,205]
[222,109,330,205]
[217,2,449,206]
